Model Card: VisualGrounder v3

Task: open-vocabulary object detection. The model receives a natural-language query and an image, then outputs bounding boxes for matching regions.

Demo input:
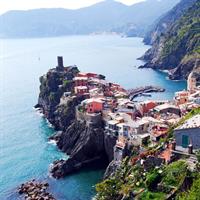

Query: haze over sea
[0,35,186,200]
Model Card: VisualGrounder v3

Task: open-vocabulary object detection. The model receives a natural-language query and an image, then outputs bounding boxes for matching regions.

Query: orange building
[85,98,104,113]
[142,101,157,114]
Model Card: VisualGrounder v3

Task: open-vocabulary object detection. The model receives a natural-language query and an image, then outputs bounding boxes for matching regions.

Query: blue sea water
[0,35,186,200]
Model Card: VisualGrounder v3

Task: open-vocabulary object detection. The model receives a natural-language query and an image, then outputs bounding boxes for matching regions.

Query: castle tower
[56,56,64,71]
[187,72,196,93]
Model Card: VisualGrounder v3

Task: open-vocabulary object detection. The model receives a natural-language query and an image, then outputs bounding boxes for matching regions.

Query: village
[55,56,200,168]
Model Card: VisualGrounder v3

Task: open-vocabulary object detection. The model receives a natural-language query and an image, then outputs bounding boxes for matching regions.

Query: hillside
[143,0,197,45]
[95,108,200,200]
[0,0,180,38]
[141,0,200,80]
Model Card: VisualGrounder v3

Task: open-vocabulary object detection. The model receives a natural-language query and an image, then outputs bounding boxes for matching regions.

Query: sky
[0,0,145,14]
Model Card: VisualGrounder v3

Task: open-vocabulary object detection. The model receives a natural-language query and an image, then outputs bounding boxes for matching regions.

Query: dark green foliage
[196,150,200,163]
[178,175,200,200]
[162,160,188,187]
[139,191,165,200]
[146,171,162,191]
[63,79,72,88]
[160,0,200,66]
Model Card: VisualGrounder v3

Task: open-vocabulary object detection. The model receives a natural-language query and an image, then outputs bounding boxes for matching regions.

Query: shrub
[146,171,162,191]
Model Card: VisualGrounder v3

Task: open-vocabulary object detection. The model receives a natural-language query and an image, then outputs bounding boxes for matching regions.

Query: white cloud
[0,0,145,14]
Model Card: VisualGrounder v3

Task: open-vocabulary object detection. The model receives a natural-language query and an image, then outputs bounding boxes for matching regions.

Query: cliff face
[36,66,82,131]
[142,0,200,80]
[36,64,117,178]
[51,119,117,178]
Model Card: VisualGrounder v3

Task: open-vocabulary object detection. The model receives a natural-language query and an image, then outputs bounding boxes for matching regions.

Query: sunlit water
[0,35,186,200]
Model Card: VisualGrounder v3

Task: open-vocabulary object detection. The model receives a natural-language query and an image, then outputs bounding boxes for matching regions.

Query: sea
[0,35,186,200]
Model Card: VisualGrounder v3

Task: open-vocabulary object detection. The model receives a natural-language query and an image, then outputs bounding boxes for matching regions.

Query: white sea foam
[48,139,57,146]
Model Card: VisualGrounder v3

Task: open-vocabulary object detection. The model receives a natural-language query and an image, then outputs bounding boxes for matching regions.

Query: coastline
[1,35,187,200]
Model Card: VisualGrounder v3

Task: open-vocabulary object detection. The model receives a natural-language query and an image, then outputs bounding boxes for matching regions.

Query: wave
[48,139,57,146]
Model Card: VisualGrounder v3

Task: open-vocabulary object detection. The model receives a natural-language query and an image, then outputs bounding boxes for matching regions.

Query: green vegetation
[49,92,56,102]
[178,175,200,200]
[139,191,165,200]
[63,79,72,87]
[196,150,200,163]
[96,158,191,200]
[162,161,187,188]
[146,171,161,191]
[95,108,200,200]
[160,0,200,71]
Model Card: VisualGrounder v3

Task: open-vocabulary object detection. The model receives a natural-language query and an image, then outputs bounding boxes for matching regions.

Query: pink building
[74,77,88,87]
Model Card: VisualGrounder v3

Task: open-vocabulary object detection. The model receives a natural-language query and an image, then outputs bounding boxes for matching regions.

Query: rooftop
[74,77,88,81]
[75,86,88,90]
[176,114,200,130]
[82,98,104,104]
[107,120,120,125]
[154,104,179,112]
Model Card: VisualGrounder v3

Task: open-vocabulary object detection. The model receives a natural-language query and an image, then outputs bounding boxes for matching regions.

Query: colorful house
[74,86,89,95]
[141,100,157,114]
[83,98,104,113]
[74,77,88,87]
[174,114,200,150]
[174,91,189,105]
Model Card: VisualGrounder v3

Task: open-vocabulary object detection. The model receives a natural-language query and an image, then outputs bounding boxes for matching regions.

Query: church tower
[187,72,196,93]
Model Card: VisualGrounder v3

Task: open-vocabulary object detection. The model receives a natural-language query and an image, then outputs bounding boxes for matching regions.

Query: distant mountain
[0,0,180,38]
[141,0,200,80]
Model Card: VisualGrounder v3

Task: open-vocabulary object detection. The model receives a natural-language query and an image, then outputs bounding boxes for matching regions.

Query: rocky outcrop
[35,65,79,129]
[50,119,117,178]
[36,61,117,178]
[103,160,121,179]
[141,0,200,80]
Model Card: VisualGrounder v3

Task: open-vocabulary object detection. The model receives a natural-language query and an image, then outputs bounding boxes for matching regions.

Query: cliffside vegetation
[142,0,200,80]
[95,108,200,200]
[95,159,195,200]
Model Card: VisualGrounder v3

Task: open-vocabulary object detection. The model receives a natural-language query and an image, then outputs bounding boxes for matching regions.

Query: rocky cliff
[35,65,79,129]
[141,0,200,80]
[50,119,117,178]
[36,61,117,178]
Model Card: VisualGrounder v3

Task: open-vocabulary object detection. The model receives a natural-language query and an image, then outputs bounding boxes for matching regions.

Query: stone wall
[76,107,102,125]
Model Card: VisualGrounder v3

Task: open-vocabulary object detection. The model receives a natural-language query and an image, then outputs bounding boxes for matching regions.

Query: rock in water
[18,180,55,200]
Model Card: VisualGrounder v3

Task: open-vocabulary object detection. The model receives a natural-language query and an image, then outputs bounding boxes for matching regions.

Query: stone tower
[56,56,64,71]
[187,72,196,93]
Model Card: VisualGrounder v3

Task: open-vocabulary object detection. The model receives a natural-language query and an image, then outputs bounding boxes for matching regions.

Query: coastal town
[30,56,200,200]
[56,56,200,166]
